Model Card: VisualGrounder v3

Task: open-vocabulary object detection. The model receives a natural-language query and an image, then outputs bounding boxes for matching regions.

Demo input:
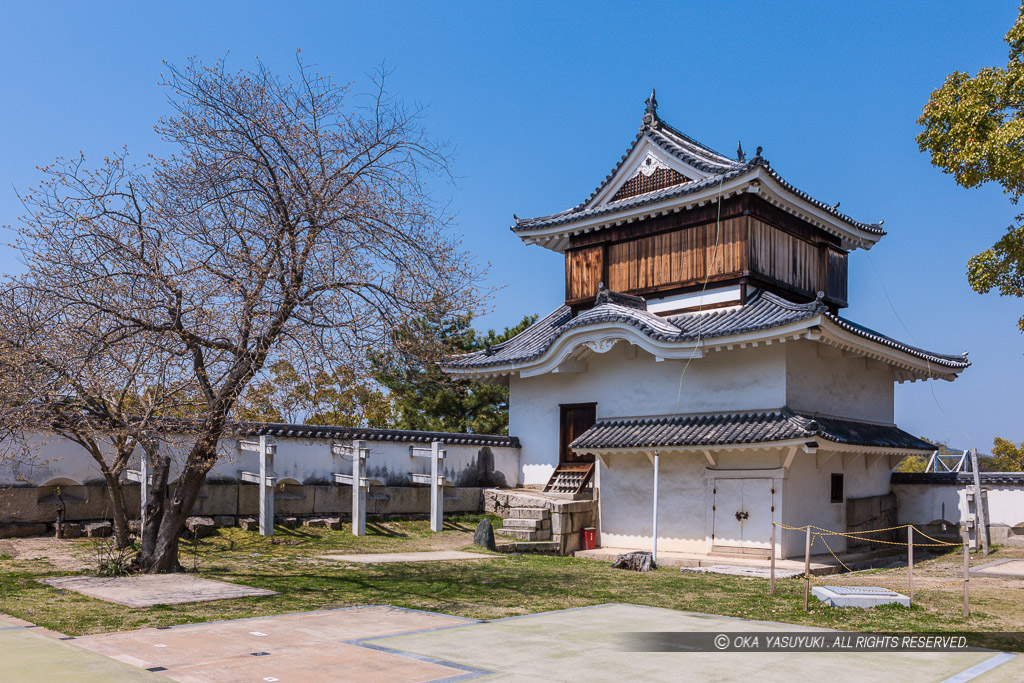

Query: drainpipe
[652,450,660,565]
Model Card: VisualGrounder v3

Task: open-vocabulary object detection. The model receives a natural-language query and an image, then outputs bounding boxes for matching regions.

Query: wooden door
[560,403,596,464]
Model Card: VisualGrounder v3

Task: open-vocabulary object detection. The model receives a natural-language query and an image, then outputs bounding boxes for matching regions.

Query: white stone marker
[125,444,155,530]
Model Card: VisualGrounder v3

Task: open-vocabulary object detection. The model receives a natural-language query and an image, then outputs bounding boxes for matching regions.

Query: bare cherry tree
[0,286,195,549]
[9,55,479,571]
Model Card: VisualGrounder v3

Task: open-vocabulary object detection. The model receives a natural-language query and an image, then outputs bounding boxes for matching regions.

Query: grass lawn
[2,514,1023,651]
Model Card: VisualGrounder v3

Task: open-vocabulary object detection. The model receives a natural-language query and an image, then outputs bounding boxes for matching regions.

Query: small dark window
[830,473,844,504]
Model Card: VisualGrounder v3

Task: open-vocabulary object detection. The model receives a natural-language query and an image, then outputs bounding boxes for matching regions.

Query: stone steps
[498,527,547,541]
[507,507,550,520]
[501,517,549,531]
[496,541,561,555]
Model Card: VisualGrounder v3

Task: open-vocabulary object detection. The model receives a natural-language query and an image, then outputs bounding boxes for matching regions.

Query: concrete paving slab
[681,565,804,579]
[974,652,1024,681]
[0,625,163,682]
[72,606,475,682]
[319,550,497,563]
[972,559,1024,578]
[368,603,998,682]
[812,585,911,608]
[39,574,277,607]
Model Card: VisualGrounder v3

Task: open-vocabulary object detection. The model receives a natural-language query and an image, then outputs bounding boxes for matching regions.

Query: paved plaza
[4,604,1022,682]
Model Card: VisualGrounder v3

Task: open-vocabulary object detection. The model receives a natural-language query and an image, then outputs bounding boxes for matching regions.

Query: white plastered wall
[509,342,788,486]
[785,339,895,423]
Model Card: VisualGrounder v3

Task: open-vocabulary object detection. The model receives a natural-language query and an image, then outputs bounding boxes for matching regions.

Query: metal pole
[770,522,776,596]
[963,528,970,618]
[652,451,659,566]
[908,525,914,605]
[352,440,367,537]
[804,526,812,612]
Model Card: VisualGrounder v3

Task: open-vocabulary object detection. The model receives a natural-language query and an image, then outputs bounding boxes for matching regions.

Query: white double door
[712,478,773,554]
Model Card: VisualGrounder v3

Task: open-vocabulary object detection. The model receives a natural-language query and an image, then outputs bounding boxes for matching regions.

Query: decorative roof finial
[755,146,763,158]
[642,88,659,128]
[737,141,746,162]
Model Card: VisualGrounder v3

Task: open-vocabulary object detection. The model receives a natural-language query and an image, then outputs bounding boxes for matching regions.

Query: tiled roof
[570,408,934,452]
[511,105,885,240]
[891,472,1024,486]
[235,422,520,447]
[513,156,885,237]
[443,289,969,373]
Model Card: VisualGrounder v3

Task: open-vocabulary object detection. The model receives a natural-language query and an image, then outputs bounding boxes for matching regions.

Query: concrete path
[39,574,276,607]
[971,559,1024,578]
[70,606,476,682]
[319,550,497,563]
[368,604,1019,682]
[0,617,161,682]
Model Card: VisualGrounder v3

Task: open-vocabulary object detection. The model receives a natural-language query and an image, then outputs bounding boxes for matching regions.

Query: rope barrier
[771,521,961,546]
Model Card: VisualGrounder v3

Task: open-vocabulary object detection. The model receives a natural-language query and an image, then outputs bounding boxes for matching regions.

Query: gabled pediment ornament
[634,151,671,178]
[583,339,618,354]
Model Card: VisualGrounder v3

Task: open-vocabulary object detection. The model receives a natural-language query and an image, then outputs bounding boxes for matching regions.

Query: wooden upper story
[564,193,848,312]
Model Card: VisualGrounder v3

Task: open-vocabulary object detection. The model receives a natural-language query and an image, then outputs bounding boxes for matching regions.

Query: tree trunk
[101,472,131,550]
[135,435,218,573]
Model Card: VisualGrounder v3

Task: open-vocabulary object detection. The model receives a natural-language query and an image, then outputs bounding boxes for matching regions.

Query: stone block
[275,486,315,516]
[184,516,215,539]
[313,486,348,515]
[237,485,260,516]
[83,521,112,538]
[0,522,48,538]
[303,518,326,528]
[502,518,541,530]
[0,487,45,523]
[238,517,258,532]
[276,516,299,529]
[473,518,497,551]
[191,485,238,516]
[550,512,569,537]
[213,515,236,529]
[509,507,548,520]
[61,523,82,539]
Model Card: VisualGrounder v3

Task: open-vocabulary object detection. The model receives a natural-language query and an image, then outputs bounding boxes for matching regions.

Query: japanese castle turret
[445,93,969,559]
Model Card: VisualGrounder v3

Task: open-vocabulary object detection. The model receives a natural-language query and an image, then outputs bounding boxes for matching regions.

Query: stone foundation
[846,493,899,550]
[484,488,598,555]
[0,483,487,538]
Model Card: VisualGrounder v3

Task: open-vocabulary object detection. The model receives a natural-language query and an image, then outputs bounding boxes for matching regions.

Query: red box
[581,527,596,550]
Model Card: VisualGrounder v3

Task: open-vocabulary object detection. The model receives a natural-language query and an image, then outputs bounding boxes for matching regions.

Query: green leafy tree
[372,309,536,435]
[916,4,1024,330]
[239,360,393,428]
[991,437,1024,471]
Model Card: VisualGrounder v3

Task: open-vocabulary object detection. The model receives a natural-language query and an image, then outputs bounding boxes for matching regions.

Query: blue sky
[1,2,1021,450]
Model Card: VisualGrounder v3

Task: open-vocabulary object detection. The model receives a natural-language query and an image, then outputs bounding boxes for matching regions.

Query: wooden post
[804,526,812,611]
[963,528,970,618]
[258,436,277,537]
[969,447,989,556]
[352,440,367,537]
[430,441,444,532]
[770,522,776,596]
[908,525,914,605]
[139,445,152,532]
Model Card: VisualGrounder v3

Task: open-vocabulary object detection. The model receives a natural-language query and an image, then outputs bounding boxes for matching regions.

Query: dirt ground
[0,536,94,572]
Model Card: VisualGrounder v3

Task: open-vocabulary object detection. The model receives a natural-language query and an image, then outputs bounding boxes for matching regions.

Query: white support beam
[652,450,660,565]
[595,453,609,469]
[430,441,445,532]
[239,436,277,536]
[701,449,716,467]
[782,446,798,471]
[352,439,368,536]
[816,452,835,469]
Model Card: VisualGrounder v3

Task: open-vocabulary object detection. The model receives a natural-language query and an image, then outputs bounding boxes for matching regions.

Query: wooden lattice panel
[543,463,595,495]
[611,167,689,202]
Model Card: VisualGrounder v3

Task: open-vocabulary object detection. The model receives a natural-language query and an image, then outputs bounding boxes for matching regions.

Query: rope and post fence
[770,521,970,616]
